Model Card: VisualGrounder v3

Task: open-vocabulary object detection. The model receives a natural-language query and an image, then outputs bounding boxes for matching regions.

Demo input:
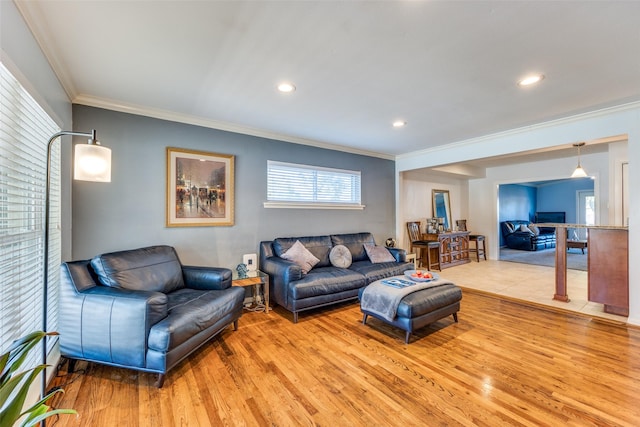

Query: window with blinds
[0,62,61,363]
[265,160,364,209]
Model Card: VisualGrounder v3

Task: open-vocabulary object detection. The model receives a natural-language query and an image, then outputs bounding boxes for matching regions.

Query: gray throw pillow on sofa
[329,244,352,268]
[519,224,535,235]
[363,243,395,263]
[280,240,320,274]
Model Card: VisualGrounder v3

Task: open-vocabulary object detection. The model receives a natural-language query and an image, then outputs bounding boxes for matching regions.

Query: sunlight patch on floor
[439,260,628,323]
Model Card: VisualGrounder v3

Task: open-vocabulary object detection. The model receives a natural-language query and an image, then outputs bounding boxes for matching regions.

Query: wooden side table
[567,239,587,254]
[406,253,417,269]
[232,270,270,313]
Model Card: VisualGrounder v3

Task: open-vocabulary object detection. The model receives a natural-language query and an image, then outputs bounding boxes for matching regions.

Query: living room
[2,1,639,425]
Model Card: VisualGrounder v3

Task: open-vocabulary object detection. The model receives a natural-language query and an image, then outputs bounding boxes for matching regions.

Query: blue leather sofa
[501,220,556,251]
[59,245,244,387]
[260,232,413,322]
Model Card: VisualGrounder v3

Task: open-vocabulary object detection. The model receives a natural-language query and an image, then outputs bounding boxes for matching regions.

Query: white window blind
[0,62,61,364]
[265,160,364,209]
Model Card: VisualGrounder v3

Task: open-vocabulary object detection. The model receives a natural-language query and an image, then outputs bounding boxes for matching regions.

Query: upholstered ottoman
[359,277,462,344]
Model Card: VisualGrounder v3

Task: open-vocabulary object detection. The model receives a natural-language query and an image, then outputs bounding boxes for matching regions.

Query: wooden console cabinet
[588,228,629,316]
[424,231,470,269]
[546,223,629,316]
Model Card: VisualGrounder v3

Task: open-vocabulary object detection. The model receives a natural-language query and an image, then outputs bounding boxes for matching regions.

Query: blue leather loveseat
[501,220,556,251]
[260,232,413,322]
[59,245,244,387]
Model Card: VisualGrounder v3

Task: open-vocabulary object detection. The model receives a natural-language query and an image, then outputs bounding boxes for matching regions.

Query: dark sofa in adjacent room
[501,212,565,251]
[500,220,557,251]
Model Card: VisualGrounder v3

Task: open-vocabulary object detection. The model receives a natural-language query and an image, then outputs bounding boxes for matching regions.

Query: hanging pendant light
[571,142,587,178]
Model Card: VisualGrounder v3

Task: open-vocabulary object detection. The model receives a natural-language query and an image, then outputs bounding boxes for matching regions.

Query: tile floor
[438,259,629,324]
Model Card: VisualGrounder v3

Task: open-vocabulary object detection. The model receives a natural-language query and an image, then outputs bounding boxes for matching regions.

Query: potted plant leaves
[1,331,76,427]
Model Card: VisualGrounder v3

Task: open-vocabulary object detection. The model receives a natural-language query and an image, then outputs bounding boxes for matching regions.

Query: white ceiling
[15,0,640,159]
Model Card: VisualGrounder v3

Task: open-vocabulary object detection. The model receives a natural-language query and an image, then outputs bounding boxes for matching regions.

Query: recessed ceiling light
[277,82,296,93]
[518,74,545,86]
[393,120,406,128]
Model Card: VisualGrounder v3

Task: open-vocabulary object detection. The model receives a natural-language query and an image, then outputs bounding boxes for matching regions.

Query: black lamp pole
[41,130,97,423]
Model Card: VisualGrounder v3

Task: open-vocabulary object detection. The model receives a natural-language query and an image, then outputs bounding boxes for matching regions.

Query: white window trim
[263,201,365,210]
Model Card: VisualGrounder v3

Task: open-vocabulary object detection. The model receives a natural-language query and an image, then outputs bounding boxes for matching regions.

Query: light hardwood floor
[48,260,639,426]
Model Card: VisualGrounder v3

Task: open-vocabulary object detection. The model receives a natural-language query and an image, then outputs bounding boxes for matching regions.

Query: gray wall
[72,105,397,268]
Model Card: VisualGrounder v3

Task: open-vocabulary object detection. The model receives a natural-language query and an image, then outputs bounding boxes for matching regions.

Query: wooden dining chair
[469,234,487,261]
[457,219,486,262]
[406,221,440,270]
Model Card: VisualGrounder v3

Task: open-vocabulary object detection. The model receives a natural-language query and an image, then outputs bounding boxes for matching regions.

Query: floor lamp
[41,130,111,420]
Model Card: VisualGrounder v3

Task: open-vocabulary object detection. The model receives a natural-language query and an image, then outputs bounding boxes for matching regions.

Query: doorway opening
[498,177,594,270]
[574,190,595,240]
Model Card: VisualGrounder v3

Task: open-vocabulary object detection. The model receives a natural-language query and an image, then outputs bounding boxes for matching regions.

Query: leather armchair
[59,245,244,387]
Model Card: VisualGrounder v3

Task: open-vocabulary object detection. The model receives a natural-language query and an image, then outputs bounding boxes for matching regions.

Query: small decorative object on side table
[236,263,249,278]
[232,269,270,313]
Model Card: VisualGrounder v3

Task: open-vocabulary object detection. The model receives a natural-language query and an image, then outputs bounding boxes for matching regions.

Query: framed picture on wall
[166,147,234,227]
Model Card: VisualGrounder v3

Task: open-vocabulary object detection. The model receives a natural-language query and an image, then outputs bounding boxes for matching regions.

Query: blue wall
[498,184,537,222]
[537,178,594,223]
[498,184,537,245]
[72,105,397,268]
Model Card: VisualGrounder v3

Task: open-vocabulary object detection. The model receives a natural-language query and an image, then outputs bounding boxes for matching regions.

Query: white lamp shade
[571,165,587,178]
[74,143,111,182]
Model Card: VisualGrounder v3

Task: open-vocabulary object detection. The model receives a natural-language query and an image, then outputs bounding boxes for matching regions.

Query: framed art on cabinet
[166,147,234,227]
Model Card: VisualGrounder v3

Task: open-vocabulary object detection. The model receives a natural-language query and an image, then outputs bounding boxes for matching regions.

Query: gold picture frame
[166,147,234,227]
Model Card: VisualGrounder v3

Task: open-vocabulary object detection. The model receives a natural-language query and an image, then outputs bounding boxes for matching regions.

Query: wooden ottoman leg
[363,314,368,325]
[155,373,165,388]
[453,312,458,323]
[405,331,411,344]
